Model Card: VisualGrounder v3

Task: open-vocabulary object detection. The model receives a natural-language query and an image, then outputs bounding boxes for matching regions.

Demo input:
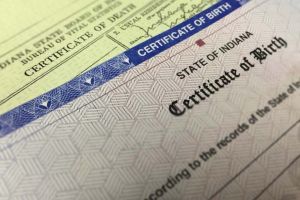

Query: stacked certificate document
[0,0,299,199]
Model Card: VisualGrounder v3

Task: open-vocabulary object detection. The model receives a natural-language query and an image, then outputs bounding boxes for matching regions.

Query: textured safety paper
[0,0,299,200]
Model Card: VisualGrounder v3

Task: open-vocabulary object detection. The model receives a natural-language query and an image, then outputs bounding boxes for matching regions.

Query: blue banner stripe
[126,0,242,65]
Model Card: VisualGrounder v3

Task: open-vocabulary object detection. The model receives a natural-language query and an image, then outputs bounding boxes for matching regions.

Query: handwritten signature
[129,0,216,39]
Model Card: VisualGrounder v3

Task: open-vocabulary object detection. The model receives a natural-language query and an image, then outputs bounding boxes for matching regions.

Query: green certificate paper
[0,0,216,114]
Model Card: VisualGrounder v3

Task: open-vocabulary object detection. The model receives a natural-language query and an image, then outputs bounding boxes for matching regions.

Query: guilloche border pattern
[0,54,134,136]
